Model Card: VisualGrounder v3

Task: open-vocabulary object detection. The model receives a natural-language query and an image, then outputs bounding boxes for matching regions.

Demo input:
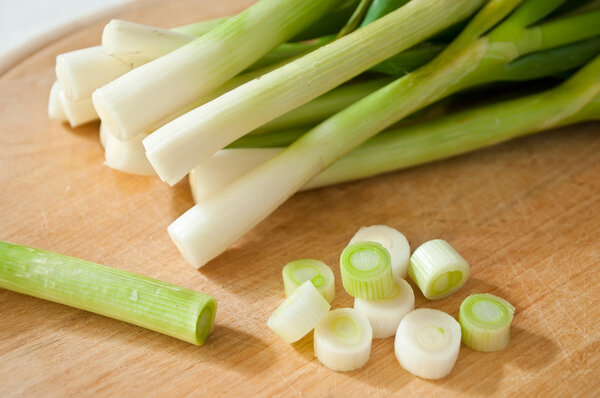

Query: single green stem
[337,0,374,37]
[499,37,600,81]
[247,36,334,71]
[0,242,217,345]
[519,10,600,53]
[254,78,393,132]
[370,43,445,76]
[499,0,567,27]
[290,0,360,41]
[360,0,410,26]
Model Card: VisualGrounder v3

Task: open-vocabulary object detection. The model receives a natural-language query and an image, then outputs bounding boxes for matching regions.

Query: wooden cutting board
[1,0,598,396]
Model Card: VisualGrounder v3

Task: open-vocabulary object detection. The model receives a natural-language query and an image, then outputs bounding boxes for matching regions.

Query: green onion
[282,259,335,303]
[102,19,198,61]
[360,0,410,27]
[187,55,600,250]
[459,293,515,352]
[394,308,461,379]
[58,88,97,128]
[0,241,216,345]
[254,78,393,133]
[349,225,411,278]
[48,82,67,122]
[340,241,394,300]
[408,239,470,300]
[144,0,485,185]
[314,308,372,371]
[267,280,331,343]
[353,277,414,338]
[54,18,223,105]
[169,1,600,269]
[103,125,155,176]
[336,0,374,37]
[94,0,341,140]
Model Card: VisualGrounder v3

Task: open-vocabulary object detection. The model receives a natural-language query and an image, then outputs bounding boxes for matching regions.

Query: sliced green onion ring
[267,280,330,344]
[408,239,469,300]
[394,308,461,379]
[314,308,372,371]
[282,259,335,303]
[340,241,394,300]
[353,277,414,338]
[459,293,515,352]
[349,225,411,278]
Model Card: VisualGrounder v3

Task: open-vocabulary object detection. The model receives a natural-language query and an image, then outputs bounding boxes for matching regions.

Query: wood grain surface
[1,0,599,396]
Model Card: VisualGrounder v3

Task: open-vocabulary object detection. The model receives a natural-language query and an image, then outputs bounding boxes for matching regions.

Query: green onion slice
[314,308,372,371]
[459,293,515,352]
[282,259,335,303]
[353,276,414,338]
[408,239,469,300]
[349,225,411,278]
[0,241,216,346]
[340,241,394,300]
[267,280,330,344]
[394,308,461,379]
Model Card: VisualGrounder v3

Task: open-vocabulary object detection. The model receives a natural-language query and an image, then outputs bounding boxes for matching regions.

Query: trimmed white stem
[102,20,195,60]
[59,89,97,127]
[103,125,155,176]
[48,81,67,122]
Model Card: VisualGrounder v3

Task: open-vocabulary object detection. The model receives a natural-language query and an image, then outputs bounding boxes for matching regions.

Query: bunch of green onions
[48,0,600,269]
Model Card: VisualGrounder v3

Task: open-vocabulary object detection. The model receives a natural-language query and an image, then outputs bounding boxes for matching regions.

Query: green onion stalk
[170,0,600,268]
[144,0,488,185]
[93,0,343,140]
[189,58,600,204]
[0,242,216,345]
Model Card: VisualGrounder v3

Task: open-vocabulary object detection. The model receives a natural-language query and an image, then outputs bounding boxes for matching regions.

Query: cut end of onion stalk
[460,293,515,352]
[92,89,127,138]
[102,19,194,61]
[48,81,67,122]
[340,241,395,300]
[314,308,372,372]
[102,124,155,176]
[354,277,415,339]
[282,259,335,303]
[408,239,469,300]
[267,280,331,344]
[59,89,97,127]
[349,225,411,278]
[395,308,461,379]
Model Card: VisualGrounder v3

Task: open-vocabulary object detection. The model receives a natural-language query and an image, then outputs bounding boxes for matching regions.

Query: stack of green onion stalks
[48,0,600,269]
